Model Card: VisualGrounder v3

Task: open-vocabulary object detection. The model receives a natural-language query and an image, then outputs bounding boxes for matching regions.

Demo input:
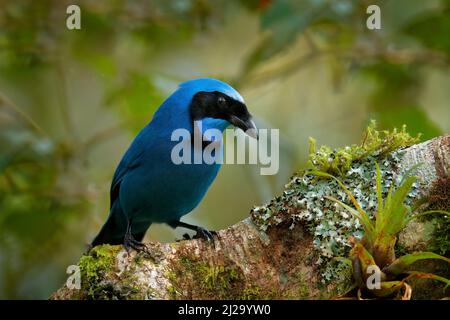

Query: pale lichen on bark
[51,135,449,300]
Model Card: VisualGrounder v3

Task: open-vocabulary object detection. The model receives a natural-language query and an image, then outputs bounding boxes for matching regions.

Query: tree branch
[51,135,449,300]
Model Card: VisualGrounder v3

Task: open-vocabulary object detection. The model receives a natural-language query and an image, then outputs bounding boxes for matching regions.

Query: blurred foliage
[0,98,89,298]
[0,0,448,299]
[403,4,450,54]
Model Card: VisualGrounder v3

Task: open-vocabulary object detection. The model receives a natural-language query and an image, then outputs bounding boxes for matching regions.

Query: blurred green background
[0,0,449,299]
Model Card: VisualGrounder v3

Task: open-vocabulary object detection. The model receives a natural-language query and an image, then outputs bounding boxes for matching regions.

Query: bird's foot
[169,220,217,244]
[124,233,148,254]
[175,233,192,242]
[183,233,192,240]
[123,219,152,255]
[123,239,160,263]
[193,227,217,243]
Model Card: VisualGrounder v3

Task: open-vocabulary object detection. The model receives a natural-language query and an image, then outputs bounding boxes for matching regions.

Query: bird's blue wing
[109,136,145,208]
[92,142,145,246]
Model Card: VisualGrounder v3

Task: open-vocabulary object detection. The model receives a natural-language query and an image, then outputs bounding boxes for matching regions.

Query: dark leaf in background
[242,0,359,74]
[370,105,442,141]
[243,0,325,73]
[104,72,164,133]
[403,6,450,55]
[362,62,442,141]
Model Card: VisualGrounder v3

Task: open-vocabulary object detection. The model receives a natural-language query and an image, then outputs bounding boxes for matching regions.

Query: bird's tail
[91,201,126,247]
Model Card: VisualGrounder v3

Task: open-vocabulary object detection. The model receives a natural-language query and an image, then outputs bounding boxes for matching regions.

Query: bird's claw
[183,233,192,240]
[194,227,217,243]
[175,233,192,242]
[124,234,148,254]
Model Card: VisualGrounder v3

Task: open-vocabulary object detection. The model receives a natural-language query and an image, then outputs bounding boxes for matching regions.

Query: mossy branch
[51,135,449,300]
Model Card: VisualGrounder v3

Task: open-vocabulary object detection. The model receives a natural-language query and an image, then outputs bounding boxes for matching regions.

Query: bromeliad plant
[312,164,450,299]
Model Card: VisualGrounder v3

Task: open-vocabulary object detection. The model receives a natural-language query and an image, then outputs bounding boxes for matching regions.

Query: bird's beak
[230,115,259,140]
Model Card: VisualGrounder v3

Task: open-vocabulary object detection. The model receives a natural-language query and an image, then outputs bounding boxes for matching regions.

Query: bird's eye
[217,96,226,106]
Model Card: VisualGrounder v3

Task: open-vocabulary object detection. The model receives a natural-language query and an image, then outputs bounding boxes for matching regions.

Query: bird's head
[182,78,258,139]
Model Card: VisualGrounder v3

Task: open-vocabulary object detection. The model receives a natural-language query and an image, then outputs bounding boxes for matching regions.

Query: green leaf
[371,280,404,298]
[243,0,328,73]
[350,242,385,283]
[403,10,450,54]
[380,176,416,236]
[405,210,450,225]
[104,72,164,133]
[308,137,316,155]
[383,252,450,277]
[405,271,450,289]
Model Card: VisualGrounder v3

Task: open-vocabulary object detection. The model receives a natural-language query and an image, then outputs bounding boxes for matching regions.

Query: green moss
[79,245,120,284]
[240,286,262,299]
[166,287,177,299]
[193,262,239,297]
[295,272,310,299]
[78,245,148,299]
[168,256,242,299]
[199,263,239,290]
[242,285,284,299]
[239,286,279,300]
[78,245,122,299]
[307,120,419,176]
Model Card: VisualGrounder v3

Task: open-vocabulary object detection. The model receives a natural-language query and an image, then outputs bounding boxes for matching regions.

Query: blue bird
[92,78,257,250]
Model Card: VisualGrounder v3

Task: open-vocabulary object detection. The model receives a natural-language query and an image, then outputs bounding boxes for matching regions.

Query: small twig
[238,40,448,89]
[82,117,143,153]
[0,92,48,136]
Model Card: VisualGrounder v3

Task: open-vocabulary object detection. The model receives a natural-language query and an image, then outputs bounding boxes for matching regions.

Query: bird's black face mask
[189,91,258,140]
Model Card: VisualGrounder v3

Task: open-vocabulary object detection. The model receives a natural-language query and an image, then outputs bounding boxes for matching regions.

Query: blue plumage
[92,78,257,248]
